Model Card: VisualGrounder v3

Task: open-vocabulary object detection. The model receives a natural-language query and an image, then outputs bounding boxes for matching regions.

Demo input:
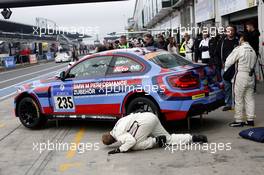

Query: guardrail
[0,52,55,71]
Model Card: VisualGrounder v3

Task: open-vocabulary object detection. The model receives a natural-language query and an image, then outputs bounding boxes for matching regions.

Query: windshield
[149,53,192,69]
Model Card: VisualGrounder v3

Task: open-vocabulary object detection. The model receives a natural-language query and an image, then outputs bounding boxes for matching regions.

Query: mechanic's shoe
[229,121,245,127]
[156,135,167,147]
[192,135,208,143]
[245,120,255,127]
[222,106,232,111]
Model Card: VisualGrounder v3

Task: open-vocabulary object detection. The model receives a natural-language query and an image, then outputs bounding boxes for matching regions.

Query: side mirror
[59,71,66,81]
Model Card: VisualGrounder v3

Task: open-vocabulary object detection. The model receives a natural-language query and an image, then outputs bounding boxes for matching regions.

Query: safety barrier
[3,56,16,69]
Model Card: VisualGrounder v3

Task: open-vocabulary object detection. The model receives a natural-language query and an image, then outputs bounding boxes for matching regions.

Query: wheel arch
[121,92,161,115]
[15,92,43,117]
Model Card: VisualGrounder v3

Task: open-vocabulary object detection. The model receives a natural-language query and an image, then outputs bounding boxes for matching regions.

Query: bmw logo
[60,84,65,91]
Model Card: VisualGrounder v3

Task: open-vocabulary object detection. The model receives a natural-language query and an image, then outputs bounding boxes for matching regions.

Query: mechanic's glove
[192,135,208,143]
[156,135,167,147]
[108,148,121,155]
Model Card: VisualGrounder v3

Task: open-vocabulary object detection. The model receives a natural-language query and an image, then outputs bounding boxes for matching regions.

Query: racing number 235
[54,96,75,110]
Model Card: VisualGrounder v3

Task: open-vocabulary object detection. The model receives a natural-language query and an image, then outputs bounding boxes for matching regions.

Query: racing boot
[229,121,245,127]
[222,106,232,112]
[192,135,208,143]
[156,135,167,147]
[245,120,254,127]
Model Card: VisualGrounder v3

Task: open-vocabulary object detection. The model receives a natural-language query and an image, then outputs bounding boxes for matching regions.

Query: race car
[55,52,72,63]
[14,48,225,129]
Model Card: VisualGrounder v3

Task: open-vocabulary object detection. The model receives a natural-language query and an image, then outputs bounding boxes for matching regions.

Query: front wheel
[17,97,47,129]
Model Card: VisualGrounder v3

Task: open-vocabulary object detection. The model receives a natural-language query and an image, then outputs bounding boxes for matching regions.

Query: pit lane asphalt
[0,69,263,174]
[0,62,68,101]
[0,62,68,89]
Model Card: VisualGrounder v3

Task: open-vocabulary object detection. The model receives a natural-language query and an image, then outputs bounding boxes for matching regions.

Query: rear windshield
[149,53,192,69]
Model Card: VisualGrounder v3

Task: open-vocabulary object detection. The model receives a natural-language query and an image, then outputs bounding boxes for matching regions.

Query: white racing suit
[110,112,192,152]
[184,38,194,61]
[225,42,257,122]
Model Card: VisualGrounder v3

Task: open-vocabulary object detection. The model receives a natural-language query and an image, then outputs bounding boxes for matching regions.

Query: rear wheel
[126,97,168,127]
[17,97,47,129]
[126,97,161,118]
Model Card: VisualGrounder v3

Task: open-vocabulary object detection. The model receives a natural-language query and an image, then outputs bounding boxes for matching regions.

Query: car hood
[18,77,58,92]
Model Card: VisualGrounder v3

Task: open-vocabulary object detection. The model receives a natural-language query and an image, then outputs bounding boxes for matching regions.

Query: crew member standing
[199,33,210,64]
[157,34,168,50]
[209,32,221,75]
[179,38,186,57]
[225,33,258,127]
[72,47,79,62]
[245,21,261,92]
[118,35,133,49]
[143,34,159,48]
[167,37,178,54]
[215,25,239,111]
[194,33,203,63]
[183,33,194,61]
[245,21,260,55]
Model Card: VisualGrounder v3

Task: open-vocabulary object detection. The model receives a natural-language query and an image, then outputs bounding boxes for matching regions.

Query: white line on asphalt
[0,91,16,101]
[0,67,65,92]
[0,64,65,84]
[0,62,56,76]
[0,68,65,101]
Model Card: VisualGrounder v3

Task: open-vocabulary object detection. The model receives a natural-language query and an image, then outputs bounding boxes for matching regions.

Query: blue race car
[14,48,225,129]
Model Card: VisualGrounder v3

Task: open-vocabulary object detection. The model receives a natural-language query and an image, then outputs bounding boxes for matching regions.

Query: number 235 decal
[54,96,75,110]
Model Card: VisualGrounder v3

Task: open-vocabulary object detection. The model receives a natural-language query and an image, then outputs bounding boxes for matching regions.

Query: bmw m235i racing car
[14,48,225,129]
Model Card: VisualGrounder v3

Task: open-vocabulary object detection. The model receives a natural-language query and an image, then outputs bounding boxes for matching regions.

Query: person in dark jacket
[215,25,239,111]
[96,45,107,53]
[209,33,220,64]
[245,21,261,93]
[209,32,221,79]
[245,21,260,55]
[143,34,159,48]
[156,34,168,50]
[72,47,79,62]
[194,33,202,63]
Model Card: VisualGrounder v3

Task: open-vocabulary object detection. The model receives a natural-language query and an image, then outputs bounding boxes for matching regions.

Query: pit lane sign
[3,56,15,69]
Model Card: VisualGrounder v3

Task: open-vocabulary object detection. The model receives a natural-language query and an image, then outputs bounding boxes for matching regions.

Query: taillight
[168,73,200,89]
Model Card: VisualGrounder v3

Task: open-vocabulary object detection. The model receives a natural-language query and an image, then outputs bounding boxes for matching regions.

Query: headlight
[17,86,27,93]
[17,87,23,93]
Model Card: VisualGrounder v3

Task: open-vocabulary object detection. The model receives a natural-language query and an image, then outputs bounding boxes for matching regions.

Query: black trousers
[202,59,209,64]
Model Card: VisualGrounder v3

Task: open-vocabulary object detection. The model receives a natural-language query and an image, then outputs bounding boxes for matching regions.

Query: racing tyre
[126,97,168,127]
[17,97,47,129]
[126,97,161,118]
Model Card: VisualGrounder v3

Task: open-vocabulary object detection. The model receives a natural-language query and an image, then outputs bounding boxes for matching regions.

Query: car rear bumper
[162,96,225,121]
[187,98,225,117]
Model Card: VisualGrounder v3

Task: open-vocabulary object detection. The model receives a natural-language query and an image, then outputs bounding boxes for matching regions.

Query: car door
[104,55,145,114]
[51,55,113,115]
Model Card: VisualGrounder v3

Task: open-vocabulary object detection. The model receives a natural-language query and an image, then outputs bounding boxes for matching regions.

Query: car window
[69,56,112,78]
[110,56,143,74]
[150,53,191,69]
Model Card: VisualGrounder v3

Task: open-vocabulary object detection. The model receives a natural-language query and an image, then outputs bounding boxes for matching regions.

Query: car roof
[90,47,168,60]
